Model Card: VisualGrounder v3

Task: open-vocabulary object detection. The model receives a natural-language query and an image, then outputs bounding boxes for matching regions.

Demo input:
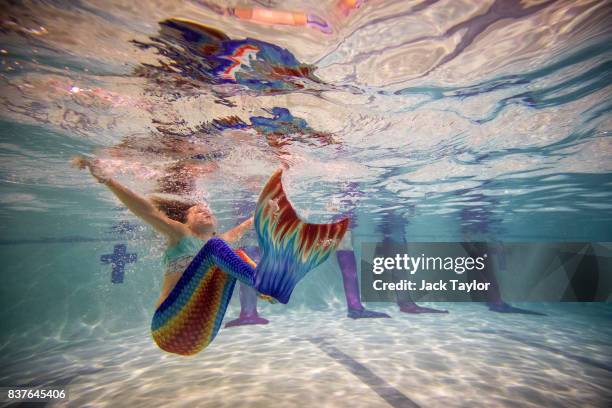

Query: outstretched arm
[71,156,187,241]
[220,217,254,244]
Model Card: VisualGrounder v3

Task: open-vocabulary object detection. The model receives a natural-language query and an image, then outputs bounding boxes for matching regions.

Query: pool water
[0,1,611,407]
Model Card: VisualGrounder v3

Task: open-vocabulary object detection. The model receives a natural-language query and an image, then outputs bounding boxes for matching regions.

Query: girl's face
[186,203,217,231]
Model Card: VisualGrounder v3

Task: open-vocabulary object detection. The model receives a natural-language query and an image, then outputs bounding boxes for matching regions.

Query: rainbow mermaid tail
[151,242,254,356]
[151,169,349,355]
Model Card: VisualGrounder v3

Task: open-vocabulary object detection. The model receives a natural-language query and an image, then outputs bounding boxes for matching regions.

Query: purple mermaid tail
[225,246,270,328]
[337,250,390,319]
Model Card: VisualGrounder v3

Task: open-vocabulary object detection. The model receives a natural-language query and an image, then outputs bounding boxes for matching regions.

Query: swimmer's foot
[224,315,269,328]
[347,307,390,319]
[399,304,449,314]
[487,302,546,316]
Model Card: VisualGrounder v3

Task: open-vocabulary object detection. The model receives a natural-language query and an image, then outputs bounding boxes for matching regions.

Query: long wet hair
[151,160,199,223]
[149,195,196,224]
[157,162,197,196]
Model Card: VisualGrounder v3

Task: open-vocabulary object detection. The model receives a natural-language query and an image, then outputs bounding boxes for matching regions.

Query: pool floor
[1,304,611,408]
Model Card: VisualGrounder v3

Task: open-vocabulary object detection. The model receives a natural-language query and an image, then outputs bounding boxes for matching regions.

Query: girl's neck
[189,227,216,241]
[193,232,214,241]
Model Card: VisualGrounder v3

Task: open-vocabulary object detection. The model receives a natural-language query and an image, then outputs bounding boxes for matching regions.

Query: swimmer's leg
[225,246,270,328]
[337,250,390,319]
[225,284,270,327]
[465,243,545,316]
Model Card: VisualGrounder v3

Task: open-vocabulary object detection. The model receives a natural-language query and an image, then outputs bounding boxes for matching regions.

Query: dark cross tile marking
[303,337,421,408]
[100,244,137,284]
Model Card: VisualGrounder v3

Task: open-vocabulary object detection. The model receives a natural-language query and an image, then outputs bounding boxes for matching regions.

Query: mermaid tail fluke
[254,169,349,303]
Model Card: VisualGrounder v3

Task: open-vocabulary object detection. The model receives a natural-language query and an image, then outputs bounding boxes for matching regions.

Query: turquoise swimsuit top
[163,236,205,273]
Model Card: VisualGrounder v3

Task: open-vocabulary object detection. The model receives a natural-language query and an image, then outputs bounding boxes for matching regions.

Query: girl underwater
[71,155,252,309]
[71,156,349,355]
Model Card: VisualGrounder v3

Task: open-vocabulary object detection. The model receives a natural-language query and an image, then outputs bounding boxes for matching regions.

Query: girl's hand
[70,155,90,170]
[71,155,110,183]
[268,198,281,220]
